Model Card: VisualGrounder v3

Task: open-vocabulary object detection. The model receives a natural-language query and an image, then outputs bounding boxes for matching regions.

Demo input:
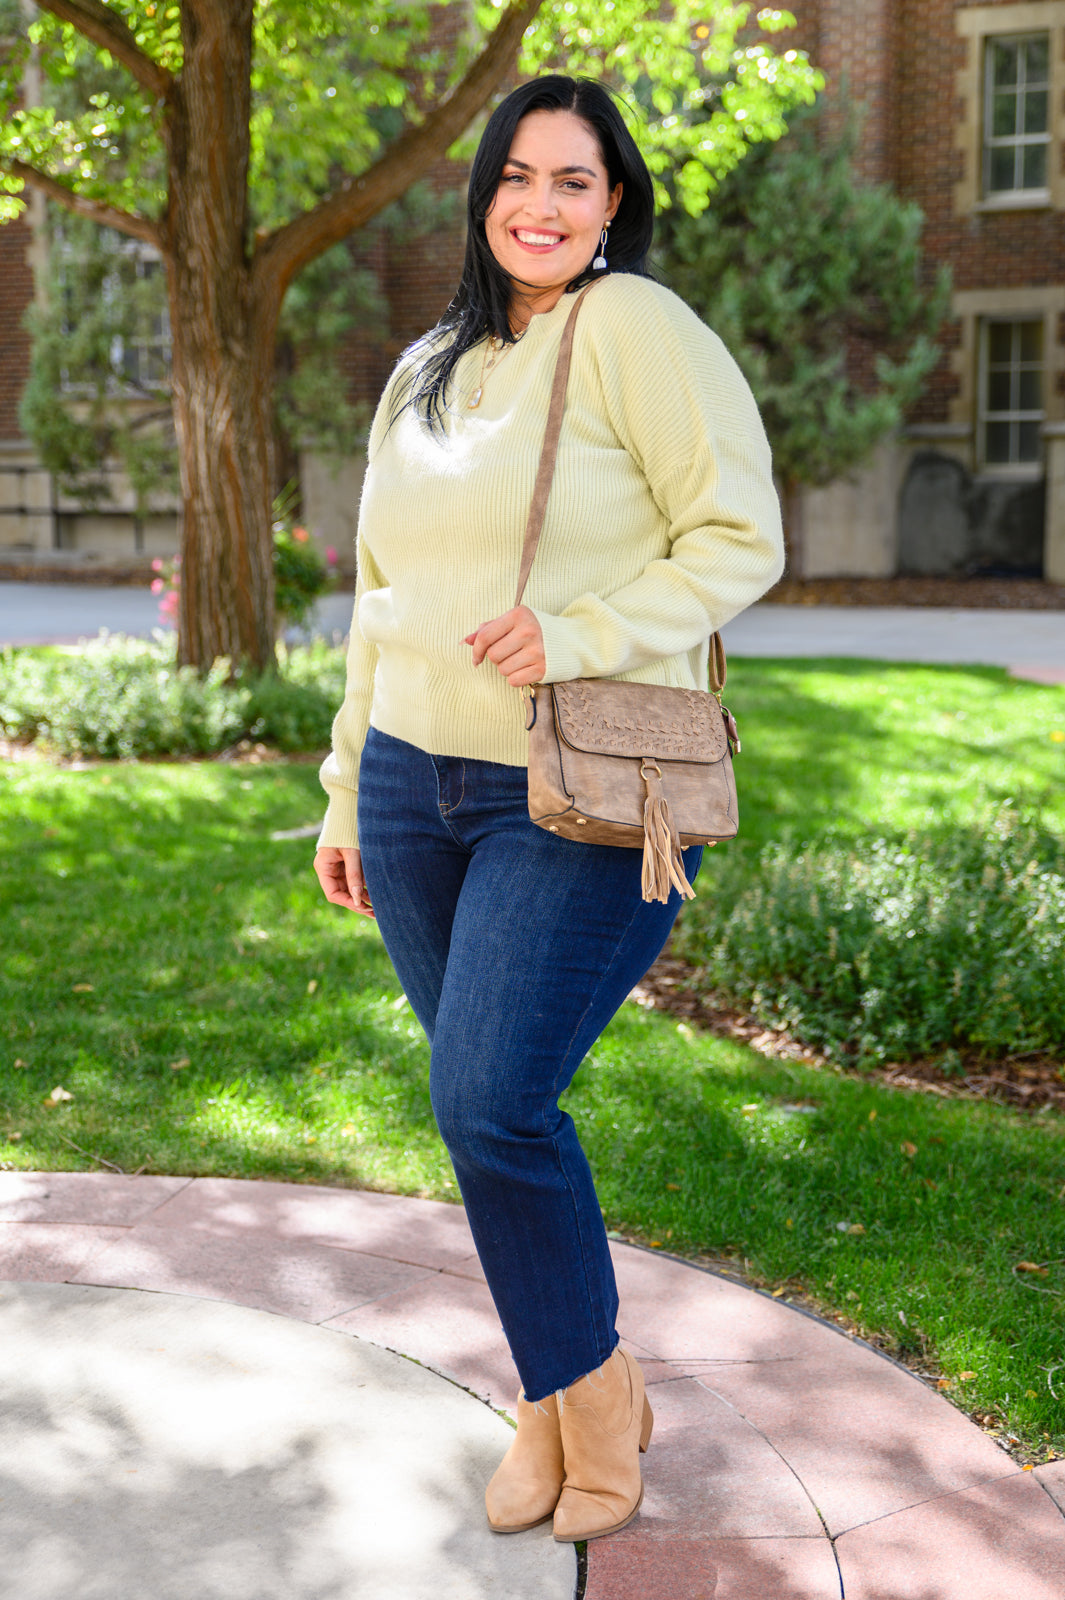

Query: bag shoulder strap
[513,283,596,609]
[512,279,727,695]
[709,630,727,694]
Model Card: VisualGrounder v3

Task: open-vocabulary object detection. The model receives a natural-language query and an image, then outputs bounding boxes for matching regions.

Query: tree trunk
[168,278,280,673]
[165,0,278,674]
[149,0,543,672]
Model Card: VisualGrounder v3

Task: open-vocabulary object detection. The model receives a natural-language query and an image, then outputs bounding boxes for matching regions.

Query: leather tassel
[640,765,696,904]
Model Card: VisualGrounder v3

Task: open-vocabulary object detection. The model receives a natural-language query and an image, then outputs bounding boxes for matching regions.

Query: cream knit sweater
[318,274,784,848]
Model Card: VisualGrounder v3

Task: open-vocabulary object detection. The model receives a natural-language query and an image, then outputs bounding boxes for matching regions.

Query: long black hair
[406,76,656,425]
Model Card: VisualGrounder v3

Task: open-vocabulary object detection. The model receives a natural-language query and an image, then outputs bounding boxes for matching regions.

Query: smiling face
[484,108,622,329]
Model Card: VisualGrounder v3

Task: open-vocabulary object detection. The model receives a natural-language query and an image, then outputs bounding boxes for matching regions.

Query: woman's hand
[464,606,546,688]
[313,846,375,918]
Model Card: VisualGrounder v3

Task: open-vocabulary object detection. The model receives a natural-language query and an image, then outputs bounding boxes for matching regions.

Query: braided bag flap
[550,679,729,763]
[526,678,738,902]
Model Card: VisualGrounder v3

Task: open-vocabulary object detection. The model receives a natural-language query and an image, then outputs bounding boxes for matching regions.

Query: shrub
[271,485,337,631]
[148,487,337,634]
[246,639,345,750]
[0,633,345,759]
[674,806,1065,1065]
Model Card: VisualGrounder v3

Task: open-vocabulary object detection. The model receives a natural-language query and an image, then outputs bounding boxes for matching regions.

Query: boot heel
[639,1396,653,1453]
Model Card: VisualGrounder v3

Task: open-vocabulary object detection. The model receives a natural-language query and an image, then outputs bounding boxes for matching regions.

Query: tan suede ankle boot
[552,1348,652,1543]
[485,1391,565,1533]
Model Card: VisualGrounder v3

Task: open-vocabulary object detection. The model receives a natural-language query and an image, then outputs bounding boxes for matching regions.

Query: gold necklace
[467,334,513,409]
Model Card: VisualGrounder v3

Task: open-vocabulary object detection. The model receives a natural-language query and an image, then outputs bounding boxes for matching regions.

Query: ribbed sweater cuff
[532,609,589,684]
[317,788,360,851]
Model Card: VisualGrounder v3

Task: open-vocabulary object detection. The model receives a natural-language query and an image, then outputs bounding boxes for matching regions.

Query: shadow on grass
[571,1007,1065,1443]
[4,731,1064,1449]
[724,658,1063,852]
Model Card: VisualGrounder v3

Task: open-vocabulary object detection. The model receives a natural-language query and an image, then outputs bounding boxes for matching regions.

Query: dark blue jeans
[357,726,701,1400]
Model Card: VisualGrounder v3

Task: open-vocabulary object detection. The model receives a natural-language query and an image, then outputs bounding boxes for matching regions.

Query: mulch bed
[0,560,161,587]
[764,574,1065,609]
[632,954,1065,1114]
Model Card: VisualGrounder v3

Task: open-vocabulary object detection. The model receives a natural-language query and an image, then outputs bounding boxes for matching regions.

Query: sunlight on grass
[2,660,1063,1458]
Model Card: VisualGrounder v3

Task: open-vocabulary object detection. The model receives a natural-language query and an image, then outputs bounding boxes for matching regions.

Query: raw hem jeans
[357,727,701,1401]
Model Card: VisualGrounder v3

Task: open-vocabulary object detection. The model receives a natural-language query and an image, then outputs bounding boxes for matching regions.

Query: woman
[314,75,783,1543]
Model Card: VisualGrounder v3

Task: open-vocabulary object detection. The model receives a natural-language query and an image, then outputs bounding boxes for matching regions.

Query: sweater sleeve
[316,536,386,849]
[531,282,784,683]
[317,357,421,848]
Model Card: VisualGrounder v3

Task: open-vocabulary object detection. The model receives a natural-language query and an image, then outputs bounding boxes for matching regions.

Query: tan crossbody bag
[520,284,741,904]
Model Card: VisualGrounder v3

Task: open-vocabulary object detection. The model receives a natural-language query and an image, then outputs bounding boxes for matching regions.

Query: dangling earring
[592,225,610,272]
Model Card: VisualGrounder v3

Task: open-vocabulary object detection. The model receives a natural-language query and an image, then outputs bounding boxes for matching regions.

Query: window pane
[988,323,1014,363]
[1023,90,1048,135]
[1018,321,1043,362]
[992,89,1018,136]
[981,316,1045,467]
[1018,369,1042,411]
[990,40,1019,87]
[985,421,1012,462]
[1017,421,1041,461]
[987,369,1013,411]
[1022,142,1047,190]
[989,144,1017,191]
[1024,36,1049,83]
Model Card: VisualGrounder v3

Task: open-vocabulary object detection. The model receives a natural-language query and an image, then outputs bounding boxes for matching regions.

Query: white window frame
[977,316,1045,475]
[954,4,1065,215]
[982,31,1051,200]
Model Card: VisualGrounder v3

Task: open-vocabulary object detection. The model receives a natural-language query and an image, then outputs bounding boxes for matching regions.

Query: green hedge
[0,634,345,759]
[674,806,1065,1065]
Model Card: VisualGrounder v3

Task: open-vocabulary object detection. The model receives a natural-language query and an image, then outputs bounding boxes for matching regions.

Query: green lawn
[719,657,1065,846]
[2,658,1063,1459]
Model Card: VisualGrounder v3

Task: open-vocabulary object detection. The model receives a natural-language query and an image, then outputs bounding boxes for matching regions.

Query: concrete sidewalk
[2,581,1064,676]
[3,1172,1063,1599]
[721,604,1065,677]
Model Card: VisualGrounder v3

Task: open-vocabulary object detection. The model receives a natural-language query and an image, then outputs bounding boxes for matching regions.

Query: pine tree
[655,106,950,566]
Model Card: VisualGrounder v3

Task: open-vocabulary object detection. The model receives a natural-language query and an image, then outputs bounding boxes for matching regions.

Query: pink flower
[326,546,338,566]
[150,577,164,595]
[159,590,179,624]
[151,557,163,572]
[292,525,309,543]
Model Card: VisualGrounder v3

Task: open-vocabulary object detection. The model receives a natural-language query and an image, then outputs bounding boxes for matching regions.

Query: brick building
[0,198,51,558]
[788,0,1064,582]
[2,1,1063,580]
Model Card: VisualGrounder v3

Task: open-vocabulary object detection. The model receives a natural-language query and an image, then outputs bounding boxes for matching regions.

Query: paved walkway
[2,1171,1063,1599]
[721,604,1065,680]
[2,581,1064,678]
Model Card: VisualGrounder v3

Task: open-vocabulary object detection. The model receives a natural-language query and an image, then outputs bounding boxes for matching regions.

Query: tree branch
[6,158,162,247]
[35,0,173,100]
[254,0,545,298]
